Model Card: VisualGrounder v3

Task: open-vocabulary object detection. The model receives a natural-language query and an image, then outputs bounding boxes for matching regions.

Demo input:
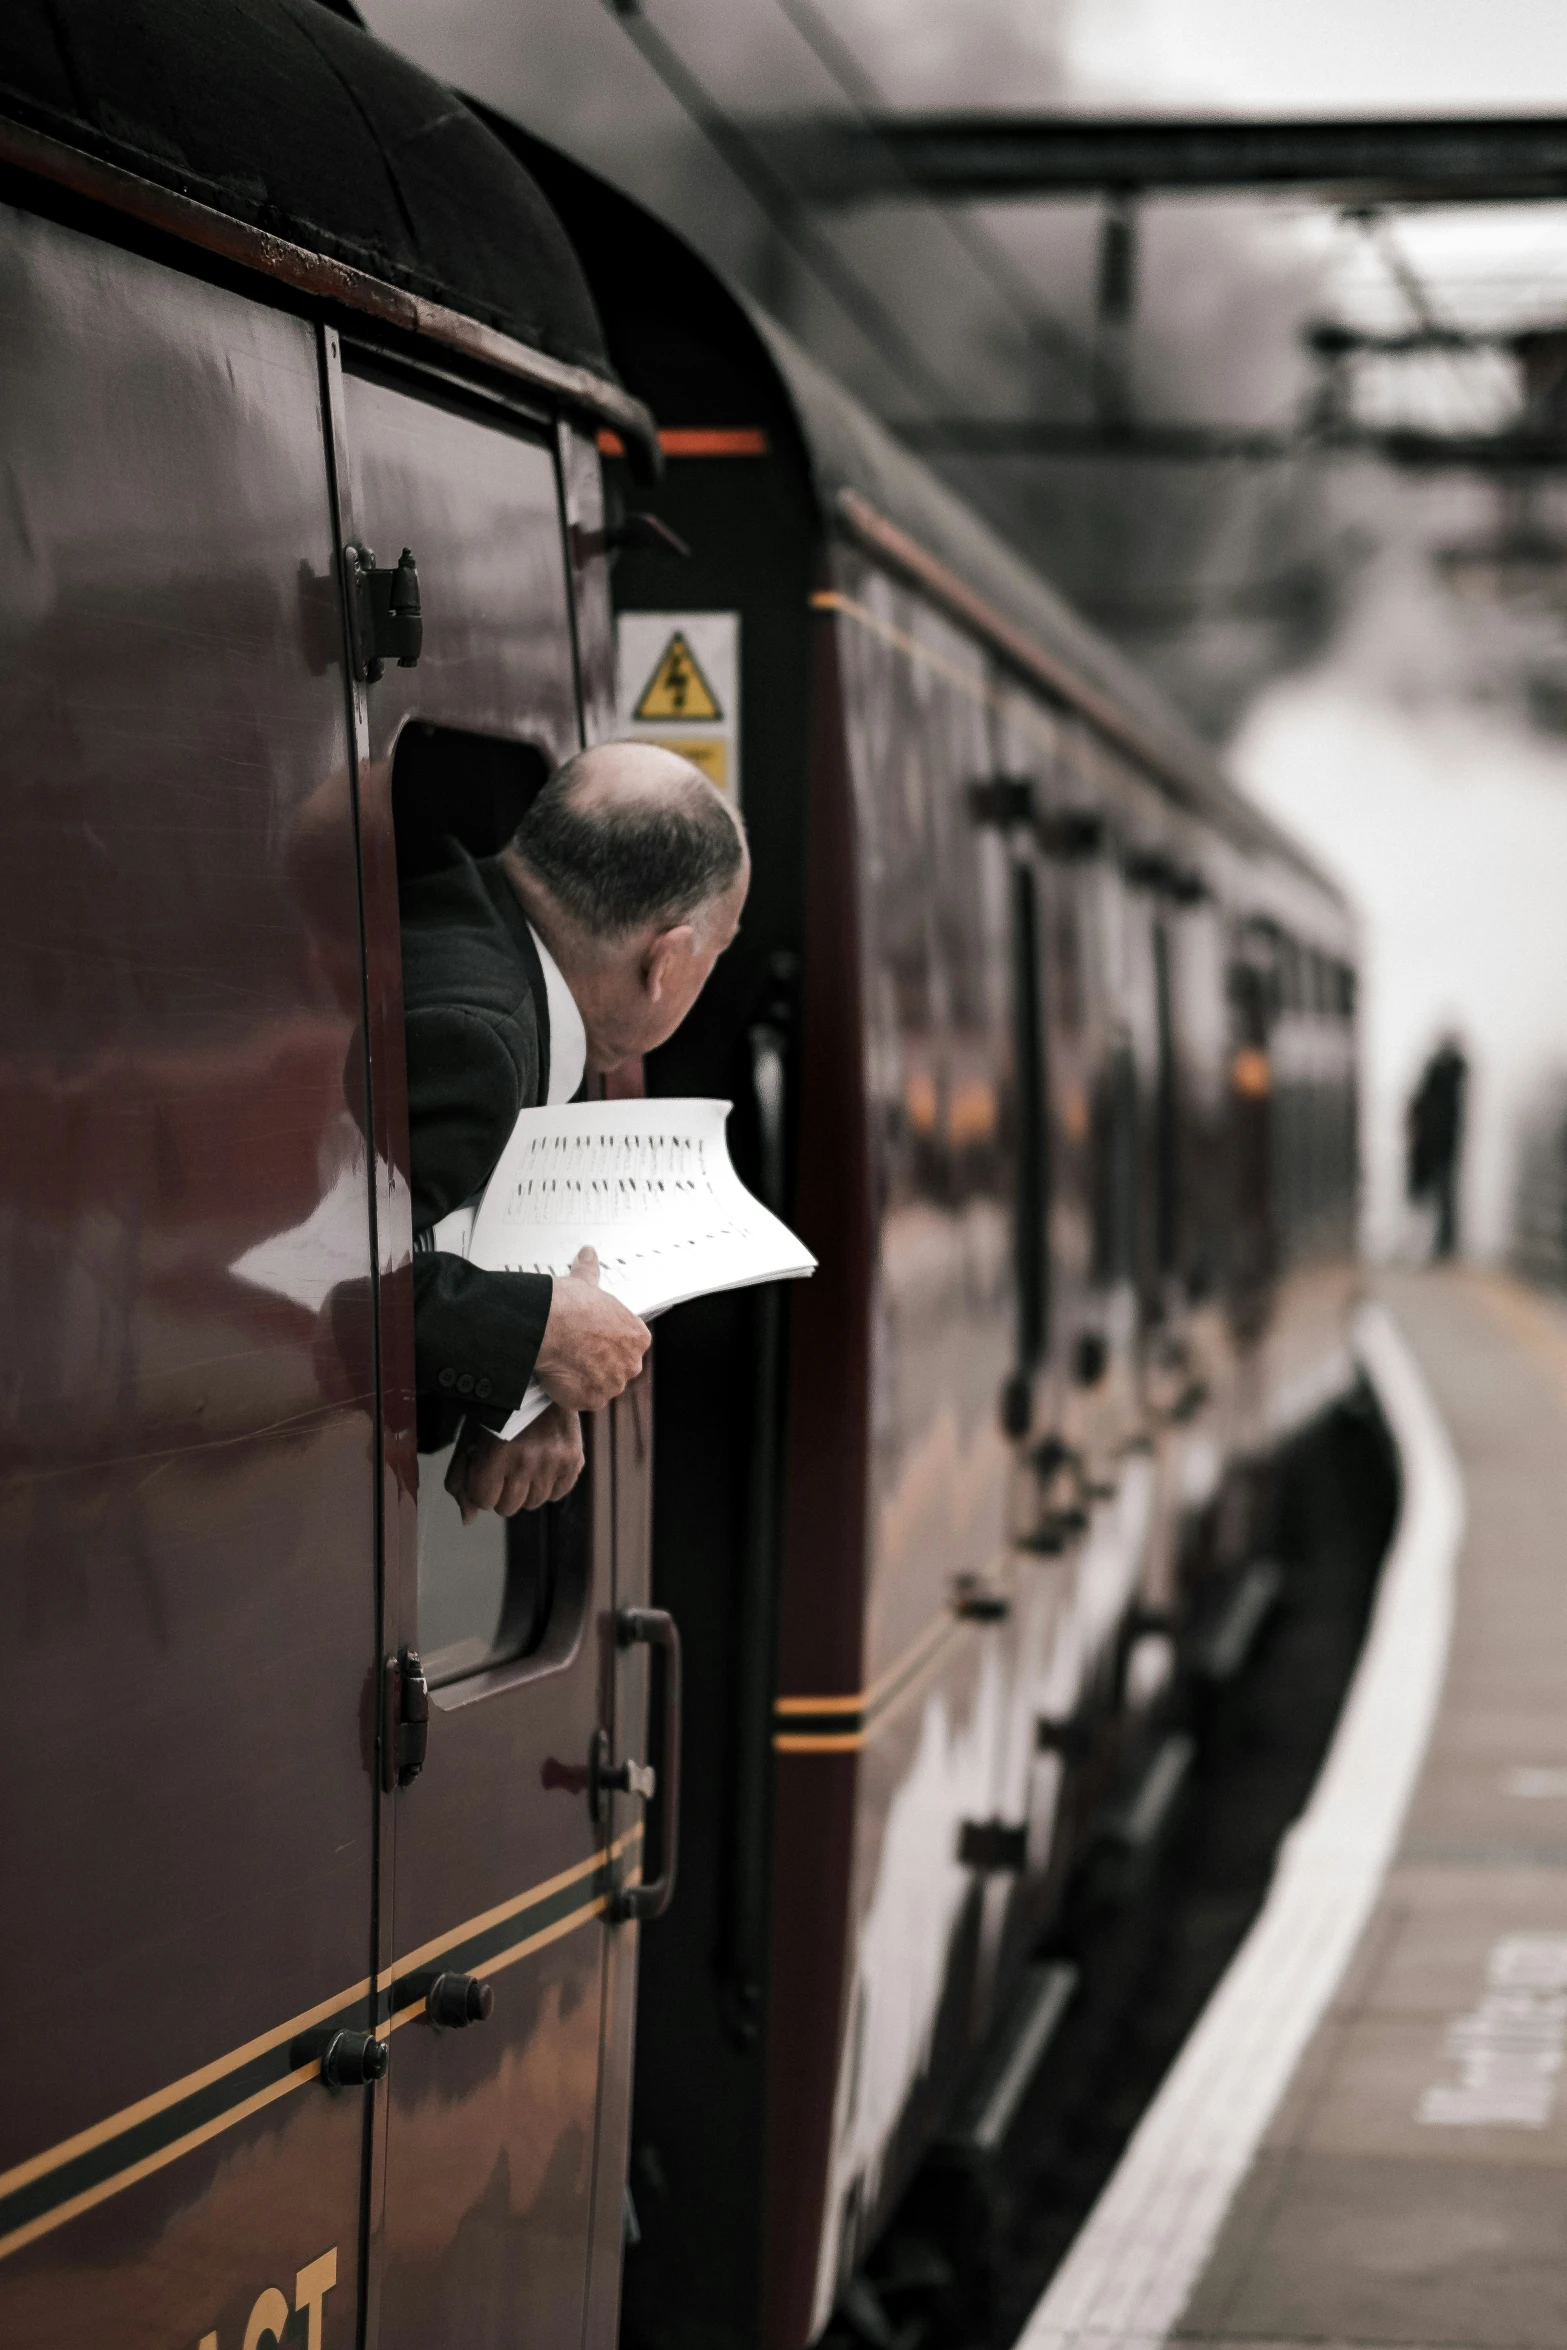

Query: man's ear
[643,923,695,1004]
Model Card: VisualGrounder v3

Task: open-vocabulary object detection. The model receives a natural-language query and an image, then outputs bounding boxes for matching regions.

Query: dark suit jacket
[402,845,557,1451]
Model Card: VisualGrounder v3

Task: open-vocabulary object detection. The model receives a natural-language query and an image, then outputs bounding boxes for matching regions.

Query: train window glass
[417,1453,580,1689]
[1153,921,1178,1278]
[418,1455,509,1681]
[1308,947,1331,1019]
[1277,935,1301,1015]
[1010,855,1049,1367]
[838,568,1011,1562]
[1093,1037,1139,1286]
[1050,873,1086,1036]
[1174,904,1228,1113]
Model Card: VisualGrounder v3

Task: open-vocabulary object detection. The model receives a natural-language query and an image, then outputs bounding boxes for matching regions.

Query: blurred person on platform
[1406,1035,1468,1262]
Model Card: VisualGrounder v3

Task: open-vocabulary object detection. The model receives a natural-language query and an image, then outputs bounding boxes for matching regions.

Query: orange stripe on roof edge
[598,427,769,458]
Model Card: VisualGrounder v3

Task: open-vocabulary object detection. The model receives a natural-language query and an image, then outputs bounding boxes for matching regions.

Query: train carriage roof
[0,0,630,418]
[748,314,1309,865]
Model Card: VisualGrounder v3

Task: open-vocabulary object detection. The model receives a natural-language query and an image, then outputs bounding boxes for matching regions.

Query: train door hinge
[344,543,422,682]
[382,1646,430,1792]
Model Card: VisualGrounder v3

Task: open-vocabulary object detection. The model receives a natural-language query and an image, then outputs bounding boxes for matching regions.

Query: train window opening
[1271,931,1297,1016]
[1335,959,1357,1020]
[392,722,551,880]
[390,724,586,1689]
[1093,1036,1139,1290]
[1152,919,1178,1281]
[1308,946,1332,1020]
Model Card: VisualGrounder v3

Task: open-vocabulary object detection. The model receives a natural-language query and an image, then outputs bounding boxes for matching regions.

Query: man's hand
[445,1404,585,1522]
[534,1246,650,1412]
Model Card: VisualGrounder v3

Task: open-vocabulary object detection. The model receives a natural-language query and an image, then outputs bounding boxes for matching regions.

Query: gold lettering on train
[294,2248,339,2350]
[240,2288,290,2350]
[193,2244,338,2350]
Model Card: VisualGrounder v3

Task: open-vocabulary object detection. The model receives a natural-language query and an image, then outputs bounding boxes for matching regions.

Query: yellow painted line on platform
[1462,1269,1567,1419]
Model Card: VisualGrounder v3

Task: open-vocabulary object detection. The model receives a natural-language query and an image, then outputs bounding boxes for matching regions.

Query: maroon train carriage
[505,136,1361,2350]
[0,6,668,2347]
[0,6,1361,2349]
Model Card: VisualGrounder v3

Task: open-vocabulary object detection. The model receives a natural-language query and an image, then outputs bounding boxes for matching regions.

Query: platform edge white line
[1012,1297,1464,2350]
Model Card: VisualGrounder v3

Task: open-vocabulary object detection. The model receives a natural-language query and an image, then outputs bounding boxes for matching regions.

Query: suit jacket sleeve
[405,1000,553,1431]
[410,1255,553,1431]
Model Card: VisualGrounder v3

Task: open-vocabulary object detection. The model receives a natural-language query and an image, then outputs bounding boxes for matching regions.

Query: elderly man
[403,740,749,1518]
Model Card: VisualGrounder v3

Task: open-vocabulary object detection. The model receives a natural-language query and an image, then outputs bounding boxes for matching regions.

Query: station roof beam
[772,115,1567,208]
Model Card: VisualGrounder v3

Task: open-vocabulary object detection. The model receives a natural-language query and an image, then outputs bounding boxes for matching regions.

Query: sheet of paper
[466,1097,816,1434]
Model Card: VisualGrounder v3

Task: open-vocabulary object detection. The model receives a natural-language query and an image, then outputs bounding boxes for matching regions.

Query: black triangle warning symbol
[633,630,722,723]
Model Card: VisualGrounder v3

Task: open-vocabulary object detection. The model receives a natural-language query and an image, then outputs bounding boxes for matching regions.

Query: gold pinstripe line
[0,2062,320,2265]
[2,1827,644,2252]
[774,1612,971,1753]
[0,1977,371,2204]
[380,1890,614,2035]
[773,1606,959,1720]
[379,1824,641,1987]
[810,589,1060,754]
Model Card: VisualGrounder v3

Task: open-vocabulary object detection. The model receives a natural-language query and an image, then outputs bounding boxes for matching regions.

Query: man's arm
[446,1403,585,1521]
[404,1002,646,1444]
[413,1247,649,1430]
[405,998,554,1427]
[411,1253,555,1429]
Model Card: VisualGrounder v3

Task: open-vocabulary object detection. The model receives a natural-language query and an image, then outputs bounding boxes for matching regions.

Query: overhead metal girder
[770,114,1567,206]
[891,417,1567,470]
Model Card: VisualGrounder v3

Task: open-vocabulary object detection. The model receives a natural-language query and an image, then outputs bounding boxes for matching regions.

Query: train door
[0,214,377,2344]
[323,352,651,2346]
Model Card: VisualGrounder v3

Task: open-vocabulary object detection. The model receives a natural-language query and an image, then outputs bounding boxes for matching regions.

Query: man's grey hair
[513,748,746,939]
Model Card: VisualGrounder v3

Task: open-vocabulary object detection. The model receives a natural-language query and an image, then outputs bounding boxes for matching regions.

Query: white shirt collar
[529,922,588,1105]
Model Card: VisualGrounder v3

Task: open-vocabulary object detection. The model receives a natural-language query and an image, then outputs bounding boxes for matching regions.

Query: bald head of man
[501,740,750,1071]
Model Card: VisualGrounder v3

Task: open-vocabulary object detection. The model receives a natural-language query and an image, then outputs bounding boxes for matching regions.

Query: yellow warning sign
[633,630,723,723]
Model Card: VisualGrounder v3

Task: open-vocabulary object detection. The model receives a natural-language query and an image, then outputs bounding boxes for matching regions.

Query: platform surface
[1176,1269,1567,2350]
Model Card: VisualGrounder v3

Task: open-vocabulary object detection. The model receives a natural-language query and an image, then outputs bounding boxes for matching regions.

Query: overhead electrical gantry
[751,111,1567,469]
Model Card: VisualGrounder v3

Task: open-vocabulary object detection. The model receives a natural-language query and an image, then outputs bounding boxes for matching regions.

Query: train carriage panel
[0,205,377,2348]
[796,558,1025,2310]
[386,118,1368,2350]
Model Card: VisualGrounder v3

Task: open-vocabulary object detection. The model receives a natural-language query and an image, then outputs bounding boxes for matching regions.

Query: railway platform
[1020,1268,1567,2350]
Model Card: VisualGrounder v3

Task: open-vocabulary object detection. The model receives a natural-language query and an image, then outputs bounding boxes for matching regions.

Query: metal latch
[589,1726,656,1820]
[345,543,422,682]
[571,512,690,564]
[382,1646,429,1791]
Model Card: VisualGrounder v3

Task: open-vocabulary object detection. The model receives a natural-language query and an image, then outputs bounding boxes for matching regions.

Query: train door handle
[424,1971,494,2029]
[612,1606,682,1923]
